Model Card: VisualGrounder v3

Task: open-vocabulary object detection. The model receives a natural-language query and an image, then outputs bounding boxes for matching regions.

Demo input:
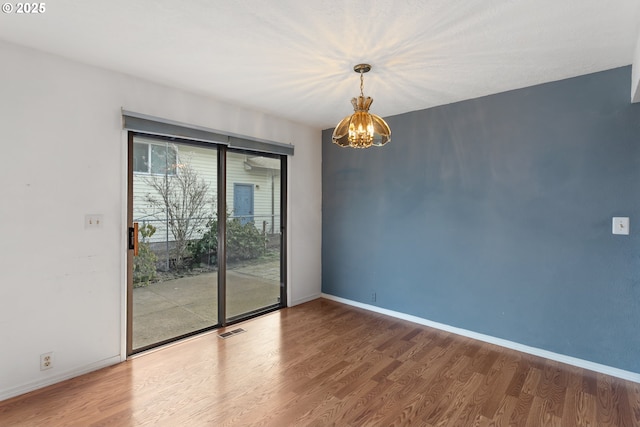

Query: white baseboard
[321,293,640,384]
[290,292,322,307]
[0,355,122,402]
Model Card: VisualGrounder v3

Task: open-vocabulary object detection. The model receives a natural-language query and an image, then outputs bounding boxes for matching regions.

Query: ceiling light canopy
[332,64,391,149]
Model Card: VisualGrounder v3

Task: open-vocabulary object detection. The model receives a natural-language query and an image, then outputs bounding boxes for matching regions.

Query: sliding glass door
[127,134,286,354]
[128,136,219,352]
[225,151,283,320]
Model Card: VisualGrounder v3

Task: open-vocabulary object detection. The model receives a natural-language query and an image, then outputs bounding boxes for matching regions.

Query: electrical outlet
[40,352,53,371]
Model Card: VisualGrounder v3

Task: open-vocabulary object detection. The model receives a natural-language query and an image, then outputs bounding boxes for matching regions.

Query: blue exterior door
[233,183,254,225]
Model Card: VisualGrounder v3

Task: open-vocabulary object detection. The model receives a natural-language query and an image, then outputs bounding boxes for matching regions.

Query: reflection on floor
[132,260,280,349]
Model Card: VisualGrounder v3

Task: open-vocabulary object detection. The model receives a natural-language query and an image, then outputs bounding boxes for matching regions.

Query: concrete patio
[132,260,280,349]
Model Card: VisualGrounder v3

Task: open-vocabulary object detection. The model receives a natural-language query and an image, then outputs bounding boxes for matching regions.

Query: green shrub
[189,214,266,265]
[133,224,158,287]
[226,217,266,261]
[189,218,218,266]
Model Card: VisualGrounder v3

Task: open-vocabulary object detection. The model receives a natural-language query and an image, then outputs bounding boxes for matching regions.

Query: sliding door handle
[128,223,139,256]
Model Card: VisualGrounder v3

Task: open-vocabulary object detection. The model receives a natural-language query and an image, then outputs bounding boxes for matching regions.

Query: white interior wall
[0,40,322,400]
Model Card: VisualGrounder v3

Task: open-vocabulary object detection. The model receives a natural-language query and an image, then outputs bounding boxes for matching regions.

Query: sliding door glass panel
[225,151,281,319]
[131,136,218,351]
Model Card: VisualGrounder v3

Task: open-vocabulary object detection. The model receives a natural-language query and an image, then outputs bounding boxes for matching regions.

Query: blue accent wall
[322,66,640,373]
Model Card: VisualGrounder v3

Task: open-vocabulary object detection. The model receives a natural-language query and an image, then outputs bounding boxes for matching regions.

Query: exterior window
[133,142,177,175]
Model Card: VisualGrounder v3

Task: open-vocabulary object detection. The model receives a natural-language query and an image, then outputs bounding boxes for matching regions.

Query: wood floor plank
[505,359,531,397]
[342,379,395,426]
[509,391,535,426]
[627,381,640,426]
[381,384,431,426]
[612,378,635,427]
[1,298,638,427]
[479,353,520,419]
[597,373,621,427]
[561,374,589,427]
[575,390,598,427]
[426,373,485,426]
[522,366,542,395]
[479,395,518,427]
[535,361,568,417]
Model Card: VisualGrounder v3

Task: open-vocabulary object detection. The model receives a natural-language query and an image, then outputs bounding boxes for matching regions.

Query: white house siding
[132,137,281,245]
[132,137,217,245]
[226,151,281,236]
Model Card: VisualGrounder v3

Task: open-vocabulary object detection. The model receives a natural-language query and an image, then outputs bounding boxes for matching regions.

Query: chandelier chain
[360,72,364,98]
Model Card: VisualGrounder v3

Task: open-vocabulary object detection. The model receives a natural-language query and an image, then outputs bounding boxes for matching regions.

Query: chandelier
[332,63,391,148]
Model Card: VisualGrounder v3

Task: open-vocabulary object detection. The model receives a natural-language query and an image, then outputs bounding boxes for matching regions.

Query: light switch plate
[612,217,629,235]
[85,214,103,229]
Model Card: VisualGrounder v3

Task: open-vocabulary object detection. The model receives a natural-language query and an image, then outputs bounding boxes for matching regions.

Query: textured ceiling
[1,0,639,129]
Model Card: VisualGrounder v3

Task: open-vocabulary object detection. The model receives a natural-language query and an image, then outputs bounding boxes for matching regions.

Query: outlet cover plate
[40,352,53,370]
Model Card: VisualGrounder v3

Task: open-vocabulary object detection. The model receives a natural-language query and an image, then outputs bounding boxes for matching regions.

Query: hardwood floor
[1,298,639,426]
